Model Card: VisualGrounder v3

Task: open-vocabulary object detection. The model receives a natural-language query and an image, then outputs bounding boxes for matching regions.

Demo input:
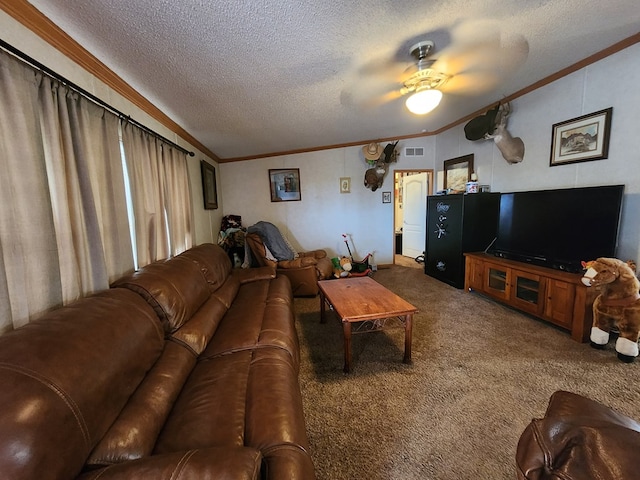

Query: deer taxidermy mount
[363,141,398,191]
[464,101,525,164]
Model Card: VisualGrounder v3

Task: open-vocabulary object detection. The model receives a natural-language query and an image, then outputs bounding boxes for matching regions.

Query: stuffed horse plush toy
[581,258,640,362]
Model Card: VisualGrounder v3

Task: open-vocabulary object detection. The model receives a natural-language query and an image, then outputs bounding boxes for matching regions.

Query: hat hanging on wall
[362,142,383,160]
[464,103,500,141]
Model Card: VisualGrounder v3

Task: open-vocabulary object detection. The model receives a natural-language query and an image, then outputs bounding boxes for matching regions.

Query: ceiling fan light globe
[405,89,443,115]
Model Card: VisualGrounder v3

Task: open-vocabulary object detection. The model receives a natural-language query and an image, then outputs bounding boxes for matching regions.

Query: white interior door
[402,172,428,258]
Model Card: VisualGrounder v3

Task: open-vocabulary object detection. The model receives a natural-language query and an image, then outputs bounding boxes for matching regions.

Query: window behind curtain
[120,122,193,268]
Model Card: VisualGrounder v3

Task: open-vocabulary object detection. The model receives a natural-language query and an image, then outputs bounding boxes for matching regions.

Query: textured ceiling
[25,0,640,161]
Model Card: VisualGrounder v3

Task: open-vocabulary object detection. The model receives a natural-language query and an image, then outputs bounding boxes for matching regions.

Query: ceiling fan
[343,20,529,115]
[400,41,449,115]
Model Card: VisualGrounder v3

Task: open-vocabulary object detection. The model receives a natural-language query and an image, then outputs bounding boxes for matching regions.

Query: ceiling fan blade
[340,75,402,110]
[369,89,404,107]
[441,71,503,95]
[432,19,529,95]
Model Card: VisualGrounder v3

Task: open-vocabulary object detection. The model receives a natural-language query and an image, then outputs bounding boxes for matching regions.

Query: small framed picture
[382,191,392,203]
[550,108,612,166]
[269,168,301,202]
[340,177,351,193]
[200,161,218,209]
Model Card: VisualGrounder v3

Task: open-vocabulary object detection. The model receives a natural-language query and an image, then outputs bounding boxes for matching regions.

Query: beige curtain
[121,124,169,266]
[121,124,193,265]
[0,51,62,332]
[0,51,133,332]
[39,77,134,295]
[163,146,193,256]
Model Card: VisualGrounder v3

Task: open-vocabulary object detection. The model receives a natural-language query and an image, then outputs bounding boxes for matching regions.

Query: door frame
[393,169,434,264]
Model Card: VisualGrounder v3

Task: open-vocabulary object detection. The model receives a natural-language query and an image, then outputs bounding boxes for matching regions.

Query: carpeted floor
[294,264,640,480]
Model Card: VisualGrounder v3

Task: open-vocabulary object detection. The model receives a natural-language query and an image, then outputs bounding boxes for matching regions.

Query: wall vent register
[404,147,425,157]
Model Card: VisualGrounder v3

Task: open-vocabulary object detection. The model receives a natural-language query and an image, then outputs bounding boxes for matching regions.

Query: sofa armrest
[314,256,334,279]
[77,447,261,480]
[276,266,318,296]
[298,249,327,260]
[516,391,640,480]
[233,266,277,284]
[278,257,317,269]
[262,444,315,480]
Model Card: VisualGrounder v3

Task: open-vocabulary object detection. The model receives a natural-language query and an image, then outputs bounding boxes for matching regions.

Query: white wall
[221,42,640,264]
[221,139,437,264]
[0,10,223,246]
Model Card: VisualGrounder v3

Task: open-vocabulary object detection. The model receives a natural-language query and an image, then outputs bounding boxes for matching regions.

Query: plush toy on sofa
[332,256,353,278]
[581,258,640,362]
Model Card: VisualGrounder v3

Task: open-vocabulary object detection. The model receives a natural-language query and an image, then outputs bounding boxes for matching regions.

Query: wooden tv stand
[464,253,596,342]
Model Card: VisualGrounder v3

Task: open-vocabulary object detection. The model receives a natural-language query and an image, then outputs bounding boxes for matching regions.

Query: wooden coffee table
[318,276,418,373]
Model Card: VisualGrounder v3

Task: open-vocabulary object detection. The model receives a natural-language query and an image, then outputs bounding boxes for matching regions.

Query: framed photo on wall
[200,160,218,209]
[340,177,351,194]
[443,154,474,193]
[550,107,612,166]
[269,168,301,202]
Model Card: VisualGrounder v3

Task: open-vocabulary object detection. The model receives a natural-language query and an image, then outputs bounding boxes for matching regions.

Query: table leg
[403,313,413,364]
[342,321,352,373]
[319,291,326,323]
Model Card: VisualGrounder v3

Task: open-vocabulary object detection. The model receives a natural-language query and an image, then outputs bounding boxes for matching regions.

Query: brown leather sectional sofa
[0,243,315,479]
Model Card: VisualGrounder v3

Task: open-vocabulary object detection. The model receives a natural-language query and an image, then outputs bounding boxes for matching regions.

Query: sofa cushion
[200,276,299,366]
[87,341,197,466]
[0,289,163,480]
[77,447,262,480]
[155,347,313,479]
[112,255,211,332]
[178,243,232,292]
[155,348,308,449]
[154,350,253,452]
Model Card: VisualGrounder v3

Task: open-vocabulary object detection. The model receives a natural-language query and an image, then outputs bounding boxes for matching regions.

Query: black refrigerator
[425,193,500,288]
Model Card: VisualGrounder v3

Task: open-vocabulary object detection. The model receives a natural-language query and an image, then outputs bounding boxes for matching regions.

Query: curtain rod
[0,38,195,157]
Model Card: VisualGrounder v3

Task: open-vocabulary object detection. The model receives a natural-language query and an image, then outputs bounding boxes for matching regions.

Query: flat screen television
[490,185,624,273]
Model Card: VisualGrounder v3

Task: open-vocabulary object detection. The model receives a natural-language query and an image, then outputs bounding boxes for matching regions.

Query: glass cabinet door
[512,270,544,315]
[484,263,510,301]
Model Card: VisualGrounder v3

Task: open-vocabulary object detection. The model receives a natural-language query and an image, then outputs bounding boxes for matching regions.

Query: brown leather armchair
[516,390,640,479]
[245,230,333,296]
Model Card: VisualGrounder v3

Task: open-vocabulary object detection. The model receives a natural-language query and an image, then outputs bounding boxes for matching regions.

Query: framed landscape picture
[269,168,301,202]
[443,154,474,193]
[550,107,612,166]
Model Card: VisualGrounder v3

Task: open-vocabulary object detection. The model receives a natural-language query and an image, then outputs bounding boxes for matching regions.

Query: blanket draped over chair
[245,221,333,296]
[247,221,297,261]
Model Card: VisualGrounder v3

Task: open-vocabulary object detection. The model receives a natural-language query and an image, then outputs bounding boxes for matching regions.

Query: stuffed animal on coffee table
[581,258,640,362]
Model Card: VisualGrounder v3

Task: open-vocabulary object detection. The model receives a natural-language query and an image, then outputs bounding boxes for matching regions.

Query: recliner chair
[245,222,333,296]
